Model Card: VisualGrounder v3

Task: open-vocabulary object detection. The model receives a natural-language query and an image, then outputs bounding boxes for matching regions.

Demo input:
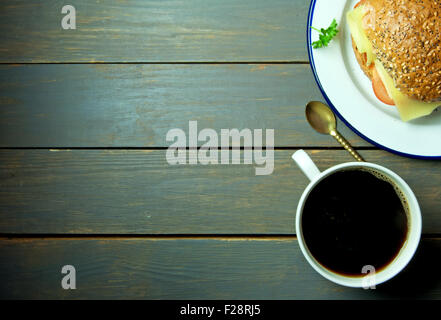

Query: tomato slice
[371,66,395,106]
[353,0,394,106]
[354,0,365,8]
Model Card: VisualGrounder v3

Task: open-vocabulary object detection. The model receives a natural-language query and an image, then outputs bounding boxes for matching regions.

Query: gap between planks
[0,61,310,65]
[0,234,297,241]
[0,234,440,241]
[0,146,378,151]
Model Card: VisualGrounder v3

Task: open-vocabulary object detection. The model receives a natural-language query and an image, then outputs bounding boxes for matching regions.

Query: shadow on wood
[375,239,441,298]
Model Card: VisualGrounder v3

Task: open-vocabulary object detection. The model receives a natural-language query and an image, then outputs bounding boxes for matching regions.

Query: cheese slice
[347,6,440,121]
[347,5,375,66]
[374,60,440,122]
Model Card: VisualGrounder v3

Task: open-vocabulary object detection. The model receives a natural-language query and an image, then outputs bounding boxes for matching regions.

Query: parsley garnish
[311,19,339,49]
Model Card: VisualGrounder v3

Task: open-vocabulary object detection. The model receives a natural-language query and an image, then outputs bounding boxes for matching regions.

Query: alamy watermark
[166,121,274,175]
[61,265,76,290]
[61,5,76,30]
[362,265,376,290]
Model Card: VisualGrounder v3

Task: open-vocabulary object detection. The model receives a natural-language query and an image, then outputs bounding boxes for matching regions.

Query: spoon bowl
[306,101,337,134]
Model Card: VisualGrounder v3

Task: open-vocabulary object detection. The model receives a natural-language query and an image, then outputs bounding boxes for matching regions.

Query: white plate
[307,0,441,159]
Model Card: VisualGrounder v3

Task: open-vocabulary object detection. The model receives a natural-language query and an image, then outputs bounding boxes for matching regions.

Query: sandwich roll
[347,0,441,121]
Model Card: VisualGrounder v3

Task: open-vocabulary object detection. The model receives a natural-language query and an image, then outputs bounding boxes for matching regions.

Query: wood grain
[1,238,440,299]
[0,64,370,147]
[1,149,440,234]
[0,0,309,63]
[2,0,439,302]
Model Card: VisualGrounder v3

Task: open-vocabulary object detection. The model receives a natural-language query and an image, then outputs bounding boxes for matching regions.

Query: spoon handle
[330,130,365,162]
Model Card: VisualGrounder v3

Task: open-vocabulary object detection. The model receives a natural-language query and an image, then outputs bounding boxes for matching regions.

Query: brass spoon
[306,101,365,162]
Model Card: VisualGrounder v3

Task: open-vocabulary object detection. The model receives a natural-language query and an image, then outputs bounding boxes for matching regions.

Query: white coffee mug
[292,149,422,288]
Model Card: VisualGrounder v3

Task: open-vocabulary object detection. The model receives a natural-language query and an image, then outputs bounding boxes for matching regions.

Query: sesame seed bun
[352,0,441,102]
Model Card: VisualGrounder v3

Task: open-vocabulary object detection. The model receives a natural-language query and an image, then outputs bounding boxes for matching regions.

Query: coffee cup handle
[292,150,321,181]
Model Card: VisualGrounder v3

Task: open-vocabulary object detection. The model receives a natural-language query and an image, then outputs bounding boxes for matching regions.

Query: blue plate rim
[306,0,441,160]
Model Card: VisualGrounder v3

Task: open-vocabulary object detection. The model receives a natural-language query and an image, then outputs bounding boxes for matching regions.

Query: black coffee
[302,169,409,277]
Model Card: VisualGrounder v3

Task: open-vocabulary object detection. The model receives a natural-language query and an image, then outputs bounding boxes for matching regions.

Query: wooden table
[0,0,440,299]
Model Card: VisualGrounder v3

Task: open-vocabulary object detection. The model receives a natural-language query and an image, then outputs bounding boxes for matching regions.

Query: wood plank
[1,149,440,234]
[1,238,440,299]
[0,64,370,147]
[0,0,309,63]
